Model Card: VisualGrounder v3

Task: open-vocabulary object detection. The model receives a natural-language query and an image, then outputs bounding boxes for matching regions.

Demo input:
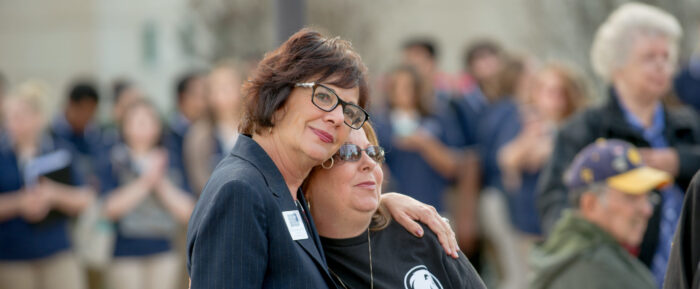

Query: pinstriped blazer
[186,135,336,288]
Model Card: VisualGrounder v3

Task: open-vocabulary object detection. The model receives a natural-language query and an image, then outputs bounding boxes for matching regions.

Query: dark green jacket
[530,210,656,289]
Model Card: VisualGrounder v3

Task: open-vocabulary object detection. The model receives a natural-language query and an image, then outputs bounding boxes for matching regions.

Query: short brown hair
[464,39,503,71]
[528,62,588,122]
[119,98,164,147]
[480,56,523,102]
[240,28,369,135]
[387,65,431,117]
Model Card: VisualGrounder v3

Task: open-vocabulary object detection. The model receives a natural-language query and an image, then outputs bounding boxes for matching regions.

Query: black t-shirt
[321,221,486,289]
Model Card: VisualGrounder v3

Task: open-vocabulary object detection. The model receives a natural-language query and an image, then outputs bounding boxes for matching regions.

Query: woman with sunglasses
[304,123,486,289]
[186,29,458,289]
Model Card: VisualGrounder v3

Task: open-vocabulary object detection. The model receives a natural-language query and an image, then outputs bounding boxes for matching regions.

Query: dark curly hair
[240,28,369,135]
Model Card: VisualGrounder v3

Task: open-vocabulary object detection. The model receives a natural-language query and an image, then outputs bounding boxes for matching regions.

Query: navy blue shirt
[450,88,489,148]
[208,133,227,173]
[674,57,700,113]
[492,107,544,235]
[452,95,543,233]
[0,132,84,260]
[163,113,193,193]
[50,114,103,188]
[374,110,462,213]
[99,123,122,152]
[475,99,520,190]
[98,142,188,257]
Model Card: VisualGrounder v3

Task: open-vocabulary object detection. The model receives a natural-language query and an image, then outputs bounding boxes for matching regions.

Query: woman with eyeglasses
[186,29,459,289]
[304,123,486,289]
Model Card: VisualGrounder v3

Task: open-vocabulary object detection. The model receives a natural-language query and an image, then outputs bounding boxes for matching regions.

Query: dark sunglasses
[335,143,385,163]
[294,82,369,130]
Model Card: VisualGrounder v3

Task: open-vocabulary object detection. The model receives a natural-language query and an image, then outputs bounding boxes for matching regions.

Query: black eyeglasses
[295,82,369,130]
[335,143,385,163]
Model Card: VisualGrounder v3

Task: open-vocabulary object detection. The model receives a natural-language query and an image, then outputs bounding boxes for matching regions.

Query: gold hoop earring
[268,127,273,134]
[321,157,334,169]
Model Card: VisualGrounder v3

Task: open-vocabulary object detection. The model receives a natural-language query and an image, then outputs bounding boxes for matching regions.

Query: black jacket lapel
[230,135,333,282]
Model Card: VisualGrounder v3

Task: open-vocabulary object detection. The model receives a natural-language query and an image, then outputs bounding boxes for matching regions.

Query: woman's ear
[271,110,283,128]
[270,86,291,126]
[270,102,288,127]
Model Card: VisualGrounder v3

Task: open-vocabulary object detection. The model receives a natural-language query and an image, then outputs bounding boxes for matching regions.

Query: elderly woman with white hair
[536,2,700,287]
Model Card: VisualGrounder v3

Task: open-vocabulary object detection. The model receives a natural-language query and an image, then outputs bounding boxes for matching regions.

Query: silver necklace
[329,229,373,289]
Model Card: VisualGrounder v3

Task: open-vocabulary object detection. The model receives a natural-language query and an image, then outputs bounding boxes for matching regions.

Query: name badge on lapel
[282,210,308,240]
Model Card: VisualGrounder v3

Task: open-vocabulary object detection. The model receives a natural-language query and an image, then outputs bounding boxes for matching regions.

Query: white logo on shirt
[404,265,444,289]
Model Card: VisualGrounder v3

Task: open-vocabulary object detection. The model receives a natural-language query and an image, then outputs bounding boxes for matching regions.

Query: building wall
[1,0,697,116]
[0,0,208,119]
[94,0,208,116]
[0,0,97,114]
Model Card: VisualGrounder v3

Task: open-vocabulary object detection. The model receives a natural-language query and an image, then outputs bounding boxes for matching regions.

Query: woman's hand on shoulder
[380,192,459,258]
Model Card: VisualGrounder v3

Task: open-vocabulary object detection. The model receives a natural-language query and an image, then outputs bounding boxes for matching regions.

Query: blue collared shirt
[168,113,191,138]
[619,99,667,147]
[164,113,193,193]
[50,114,103,188]
[0,131,84,260]
[50,114,102,157]
[616,92,684,288]
[674,56,700,113]
[374,109,465,213]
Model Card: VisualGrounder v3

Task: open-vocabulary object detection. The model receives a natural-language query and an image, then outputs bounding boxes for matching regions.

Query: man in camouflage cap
[530,139,671,289]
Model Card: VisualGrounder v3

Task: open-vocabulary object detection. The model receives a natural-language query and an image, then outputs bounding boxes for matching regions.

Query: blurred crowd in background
[2,1,700,289]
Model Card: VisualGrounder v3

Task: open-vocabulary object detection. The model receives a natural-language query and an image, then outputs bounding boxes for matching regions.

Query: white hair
[590,2,682,80]
[5,80,51,120]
